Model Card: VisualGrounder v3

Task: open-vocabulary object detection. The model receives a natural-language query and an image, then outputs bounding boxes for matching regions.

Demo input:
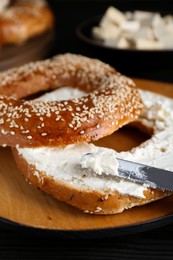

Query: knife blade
[117,158,173,191]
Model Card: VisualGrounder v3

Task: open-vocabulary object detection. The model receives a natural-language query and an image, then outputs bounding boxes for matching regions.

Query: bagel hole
[93,125,151,152]
[24,90,51,100]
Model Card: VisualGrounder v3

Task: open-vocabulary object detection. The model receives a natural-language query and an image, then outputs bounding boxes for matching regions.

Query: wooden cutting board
[0,78,173,236]
[0,30,55,71]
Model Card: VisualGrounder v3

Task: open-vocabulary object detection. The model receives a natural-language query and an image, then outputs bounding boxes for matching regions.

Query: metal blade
[117,158,173,191]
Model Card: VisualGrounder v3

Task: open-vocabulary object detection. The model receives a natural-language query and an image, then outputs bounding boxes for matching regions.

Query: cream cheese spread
[80,150,119,176]
[17,87,173,199]
[19,142,146,198]
[117,90,173,171]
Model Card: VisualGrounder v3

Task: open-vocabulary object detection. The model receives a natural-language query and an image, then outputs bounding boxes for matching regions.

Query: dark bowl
[76,15,173,77]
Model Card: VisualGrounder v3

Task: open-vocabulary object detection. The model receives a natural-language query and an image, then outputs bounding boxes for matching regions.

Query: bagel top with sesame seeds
[0,0,54,46]
[0,53,143,148]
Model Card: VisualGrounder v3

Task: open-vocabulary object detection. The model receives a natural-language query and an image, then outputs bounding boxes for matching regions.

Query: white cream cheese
[17,86,173,199]
[80,150,119,176]
[37,87,86,102]
[116,90,173,171]
[19,143,146,198]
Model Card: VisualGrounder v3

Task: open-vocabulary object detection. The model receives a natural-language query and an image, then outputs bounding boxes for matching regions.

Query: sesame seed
[41,133,47,136]
[94,206,102,213]
[22,130,30,134]
[1,129,7,135]
[69,124,73,128]
[27,136,32,139]
[0,119,4,124]
[104,194,109,200]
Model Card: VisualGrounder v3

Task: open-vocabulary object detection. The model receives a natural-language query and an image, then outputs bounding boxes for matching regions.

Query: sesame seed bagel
[0,0,54,46]
[11,88,173,215]
[0,53,143,148]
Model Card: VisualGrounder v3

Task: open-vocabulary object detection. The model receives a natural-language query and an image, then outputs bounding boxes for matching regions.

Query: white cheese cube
[135,39,164,49]
[133,26,155,41]
[92,25,120,41]
[120,21,140,35]
[158,35,173,49]
[134,10,156,22]
[117,37,130,48]
[152,13,163,27]
[104,37,119,48]
[102,6,127,26]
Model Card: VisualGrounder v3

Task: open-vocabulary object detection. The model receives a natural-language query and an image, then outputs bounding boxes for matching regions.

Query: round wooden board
[0,78,173,237]
[0,30,55,71]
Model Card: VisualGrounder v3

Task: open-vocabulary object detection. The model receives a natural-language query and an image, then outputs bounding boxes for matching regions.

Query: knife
[117,158,173,191]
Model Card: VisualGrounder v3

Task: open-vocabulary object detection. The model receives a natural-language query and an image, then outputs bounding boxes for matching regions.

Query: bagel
[0,53,143,148]
[12,87,172,215]
[0,53,170,215]
[0,0,54,46]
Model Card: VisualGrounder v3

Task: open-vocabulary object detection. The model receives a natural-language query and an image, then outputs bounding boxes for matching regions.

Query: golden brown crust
[12,147,171,215]
[0,53,143,148]
[0,0,54,46]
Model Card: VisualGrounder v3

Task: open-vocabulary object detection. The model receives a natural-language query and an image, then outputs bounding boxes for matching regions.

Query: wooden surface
[0,30,55,71]
[0,78,173,232]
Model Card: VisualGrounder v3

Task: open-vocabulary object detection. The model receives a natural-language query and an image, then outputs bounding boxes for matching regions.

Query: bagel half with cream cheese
[12,87,172,214]
[0,53,171,214]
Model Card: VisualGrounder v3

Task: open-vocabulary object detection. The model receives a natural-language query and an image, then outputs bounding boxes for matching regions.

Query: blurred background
[47,0,173,82]
[1,0,173,82]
